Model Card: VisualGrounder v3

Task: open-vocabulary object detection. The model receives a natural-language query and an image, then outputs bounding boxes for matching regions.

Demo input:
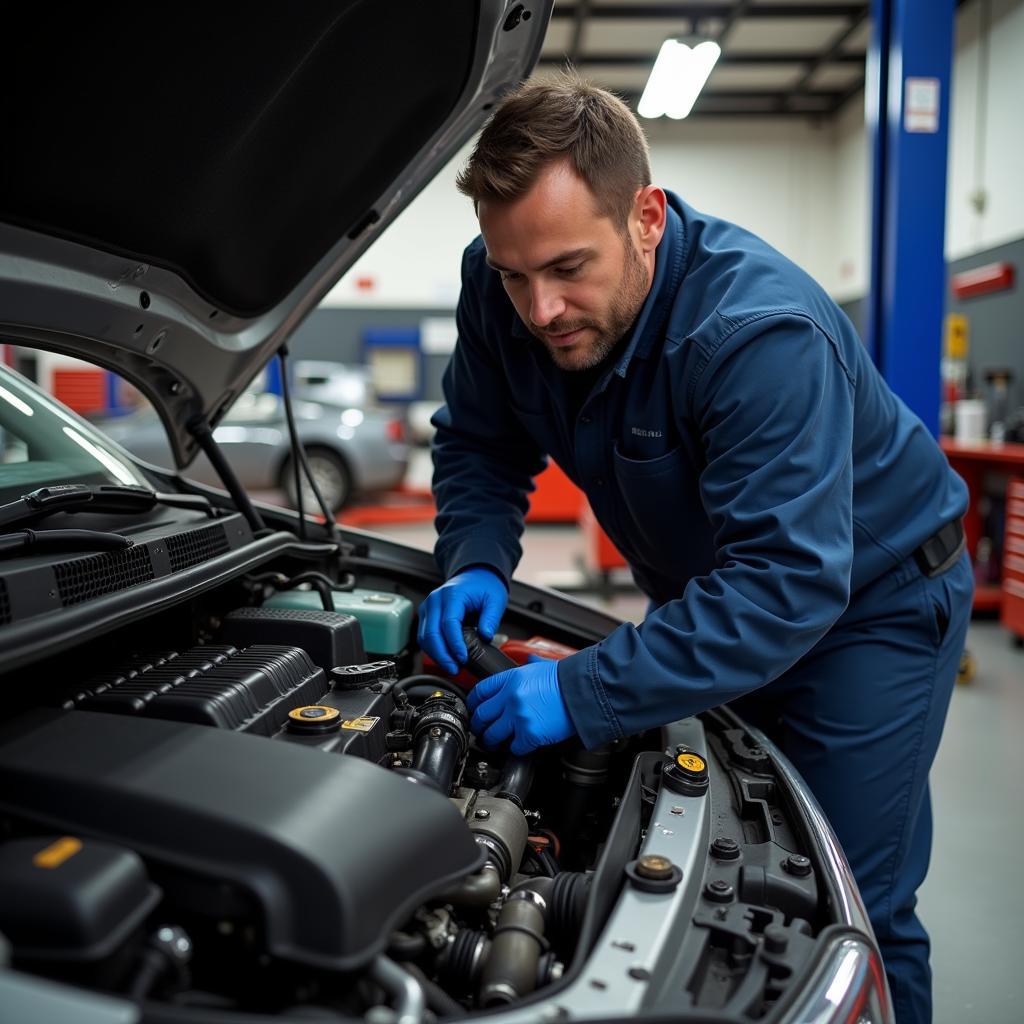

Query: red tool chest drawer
[1002,477,1024,640]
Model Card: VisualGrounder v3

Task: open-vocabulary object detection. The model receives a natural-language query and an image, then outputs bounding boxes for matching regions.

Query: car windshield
[0,365,149,505]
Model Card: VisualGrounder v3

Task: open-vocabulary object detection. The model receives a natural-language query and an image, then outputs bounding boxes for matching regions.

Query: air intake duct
[406,690,469,794]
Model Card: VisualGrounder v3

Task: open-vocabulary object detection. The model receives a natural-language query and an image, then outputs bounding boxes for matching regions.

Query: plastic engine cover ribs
[67,645,325,735]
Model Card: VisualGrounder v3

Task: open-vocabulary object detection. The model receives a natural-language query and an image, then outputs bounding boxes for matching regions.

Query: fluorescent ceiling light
[638,39,721,120]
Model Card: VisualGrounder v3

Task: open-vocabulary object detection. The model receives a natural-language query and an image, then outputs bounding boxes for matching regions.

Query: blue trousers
[730,550,973,1024]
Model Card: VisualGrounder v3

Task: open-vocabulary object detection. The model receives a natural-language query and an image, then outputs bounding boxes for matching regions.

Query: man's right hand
[417,567,508,675]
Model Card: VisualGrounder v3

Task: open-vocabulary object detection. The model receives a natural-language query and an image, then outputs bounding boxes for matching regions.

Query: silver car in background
[293,359,372,408]
[102,386,409,512]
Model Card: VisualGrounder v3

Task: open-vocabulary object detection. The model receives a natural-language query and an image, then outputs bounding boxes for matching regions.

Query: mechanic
[417,72,972,1024]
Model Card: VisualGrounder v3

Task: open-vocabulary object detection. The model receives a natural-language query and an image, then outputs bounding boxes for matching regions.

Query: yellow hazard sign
[945,313,969,360]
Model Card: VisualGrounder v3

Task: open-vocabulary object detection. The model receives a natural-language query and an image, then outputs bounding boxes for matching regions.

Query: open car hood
[0,1,549,468]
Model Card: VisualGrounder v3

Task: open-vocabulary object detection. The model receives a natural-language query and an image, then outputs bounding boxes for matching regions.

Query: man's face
[478,160,655,372]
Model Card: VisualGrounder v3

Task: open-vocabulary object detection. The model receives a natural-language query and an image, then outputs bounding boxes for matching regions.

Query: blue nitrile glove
[467,655,576,755]
[417,567,508,675]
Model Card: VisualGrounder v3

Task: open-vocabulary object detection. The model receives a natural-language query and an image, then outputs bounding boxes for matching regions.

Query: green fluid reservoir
[264,588,413,655]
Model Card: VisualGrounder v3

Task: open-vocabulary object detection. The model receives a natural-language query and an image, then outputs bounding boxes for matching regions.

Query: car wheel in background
[280,446,352,513]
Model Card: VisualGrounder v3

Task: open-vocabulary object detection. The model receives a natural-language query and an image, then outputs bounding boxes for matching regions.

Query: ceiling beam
[540,52,864,68]
[783,7,869,108]
[829,76,866,116]
[615,88,843,105]
[547,1,873,122]
[567,0,591,65]
[683,108,833,118]
[607,86,839,119]
[714,0,755,45]
[551,4,866,20]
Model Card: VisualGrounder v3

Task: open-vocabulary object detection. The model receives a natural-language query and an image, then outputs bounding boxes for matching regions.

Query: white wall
[644,119,843,293]
[323,0,1024,311]
[324,122,846,308]
[828,96,870,303]
[826,0,1024,294]
[946,0,1024,260]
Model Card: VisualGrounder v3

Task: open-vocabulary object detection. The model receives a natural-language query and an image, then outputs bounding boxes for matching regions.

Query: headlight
[783,935,892,1023]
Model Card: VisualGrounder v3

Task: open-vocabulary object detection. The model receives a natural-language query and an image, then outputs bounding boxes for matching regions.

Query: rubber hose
[388,930,428,960]
[478,892,547,1007]
[396,675,468,701]
[437,864,502,908]
[401,963,468,1019]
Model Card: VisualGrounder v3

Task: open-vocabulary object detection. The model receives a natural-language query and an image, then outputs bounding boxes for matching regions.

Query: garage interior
[299,5,1024,1020]
[2,1,1022,1022]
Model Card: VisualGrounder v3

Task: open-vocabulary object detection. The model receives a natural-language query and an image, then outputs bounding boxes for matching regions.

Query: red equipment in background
[526,462,585,523]
[52,368,107,415]
[1003,478,1024,643]
[422,635,579,692]
[940,438,1024,617]
[950,261,1015,300]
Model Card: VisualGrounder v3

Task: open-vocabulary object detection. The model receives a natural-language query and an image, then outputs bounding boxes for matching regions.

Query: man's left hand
[467,656,576,754]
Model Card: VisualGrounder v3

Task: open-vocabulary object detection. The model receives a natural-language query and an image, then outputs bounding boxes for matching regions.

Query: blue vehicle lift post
[264,356,284,397]
[867,0,956,436]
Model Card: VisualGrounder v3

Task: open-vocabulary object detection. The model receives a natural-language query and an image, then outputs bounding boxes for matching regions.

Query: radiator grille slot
[55,546,155,606]
[166,523,229,572]
[0,579,10,625]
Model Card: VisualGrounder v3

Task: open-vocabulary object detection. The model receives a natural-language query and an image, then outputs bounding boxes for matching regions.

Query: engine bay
[0,546,838,1023]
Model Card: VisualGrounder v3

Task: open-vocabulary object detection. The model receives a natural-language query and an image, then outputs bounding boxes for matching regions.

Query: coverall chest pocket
[611,443,710,571]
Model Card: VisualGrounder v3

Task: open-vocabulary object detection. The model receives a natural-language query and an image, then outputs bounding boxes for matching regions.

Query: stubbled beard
[528,240,650,372]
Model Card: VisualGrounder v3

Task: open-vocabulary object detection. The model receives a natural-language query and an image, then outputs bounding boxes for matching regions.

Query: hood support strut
[187,418,266,534]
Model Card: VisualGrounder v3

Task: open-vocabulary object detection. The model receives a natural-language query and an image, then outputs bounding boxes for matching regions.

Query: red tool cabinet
[1003,477,1024,642]
[940,438,1024,615]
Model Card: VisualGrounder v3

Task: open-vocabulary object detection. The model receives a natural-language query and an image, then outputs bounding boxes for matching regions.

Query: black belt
[913,519,966,578]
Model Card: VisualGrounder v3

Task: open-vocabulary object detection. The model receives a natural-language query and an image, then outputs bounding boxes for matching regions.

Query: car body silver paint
[0,2,552,470]
[484,718,712,1024]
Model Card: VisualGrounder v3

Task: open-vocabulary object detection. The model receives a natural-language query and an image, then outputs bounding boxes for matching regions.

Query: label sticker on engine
[341,716,380,732]
[34,836,83,869]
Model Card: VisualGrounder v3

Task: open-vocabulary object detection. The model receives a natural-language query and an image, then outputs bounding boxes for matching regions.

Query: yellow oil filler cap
[287,705,341,734]
[662,746,710,797]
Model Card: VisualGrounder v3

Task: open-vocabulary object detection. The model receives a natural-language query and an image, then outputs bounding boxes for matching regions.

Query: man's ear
[633,186,667,253]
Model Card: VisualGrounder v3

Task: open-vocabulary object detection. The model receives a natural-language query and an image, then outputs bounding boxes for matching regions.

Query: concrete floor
[374,519,1023,1023]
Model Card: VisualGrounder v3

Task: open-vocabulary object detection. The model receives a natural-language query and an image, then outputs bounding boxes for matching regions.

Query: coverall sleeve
[557,314,857,748]
[430,249,548,584]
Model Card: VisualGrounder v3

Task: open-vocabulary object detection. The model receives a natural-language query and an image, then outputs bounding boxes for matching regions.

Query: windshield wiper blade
[0,528,133,558]
[0,484,213,532]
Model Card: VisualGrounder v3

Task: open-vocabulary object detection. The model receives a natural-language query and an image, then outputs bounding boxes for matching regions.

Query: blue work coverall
[431,192,973,1024]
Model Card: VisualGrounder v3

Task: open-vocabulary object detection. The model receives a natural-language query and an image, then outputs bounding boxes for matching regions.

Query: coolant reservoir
[264,588,412,655]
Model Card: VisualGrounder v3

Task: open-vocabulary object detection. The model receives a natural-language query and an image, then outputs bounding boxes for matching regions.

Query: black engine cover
[0,709,485,970]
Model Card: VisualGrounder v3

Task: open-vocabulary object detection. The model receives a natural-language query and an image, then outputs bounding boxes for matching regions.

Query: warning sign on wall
[904,77,940,133]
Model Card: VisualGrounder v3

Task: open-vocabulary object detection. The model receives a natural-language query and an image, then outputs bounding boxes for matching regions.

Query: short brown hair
[456,69,651,229]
